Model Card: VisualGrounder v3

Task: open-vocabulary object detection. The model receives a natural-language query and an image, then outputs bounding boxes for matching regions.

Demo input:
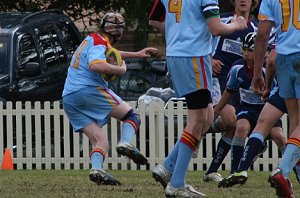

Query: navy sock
[206,136,232,174]
[238,132,264,172]
[231,136,245,174]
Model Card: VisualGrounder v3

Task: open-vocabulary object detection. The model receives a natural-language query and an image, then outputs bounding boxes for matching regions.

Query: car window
[17,33,39,71]
[34,24,67,68]
[0,36,8,74]
[56,20,81,60]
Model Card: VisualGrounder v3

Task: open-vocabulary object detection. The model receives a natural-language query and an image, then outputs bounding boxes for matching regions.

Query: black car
[0,9,82,102]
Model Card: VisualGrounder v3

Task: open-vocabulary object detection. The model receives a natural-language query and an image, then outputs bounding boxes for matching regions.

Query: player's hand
[232,14,247,31]
[251,75,265,96]
[261,89,271,101]
[137,47,158,58]
[212,58,224,75]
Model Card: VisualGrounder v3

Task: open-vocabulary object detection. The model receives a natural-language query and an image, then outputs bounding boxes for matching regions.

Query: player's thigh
[285,98,299,133]
[269,126,286,148]
[254,102,285,136]
[109,101,132,120]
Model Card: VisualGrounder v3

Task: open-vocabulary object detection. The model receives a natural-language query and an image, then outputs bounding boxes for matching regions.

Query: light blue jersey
[63,33,109,97]
[161,0,219,57]
[259,0,300,55]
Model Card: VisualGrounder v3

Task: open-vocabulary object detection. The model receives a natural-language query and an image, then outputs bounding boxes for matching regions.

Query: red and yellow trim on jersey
[287,137,300,148]
[180,131,199,151]
[90,148,106,160]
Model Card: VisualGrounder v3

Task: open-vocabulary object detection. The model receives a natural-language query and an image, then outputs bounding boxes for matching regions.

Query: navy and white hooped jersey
[226,59,272,109]
[212,13,276,80]
[212,13,258,80]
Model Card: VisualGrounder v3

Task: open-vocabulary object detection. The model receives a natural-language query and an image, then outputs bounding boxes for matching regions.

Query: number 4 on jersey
[169,0,182,23]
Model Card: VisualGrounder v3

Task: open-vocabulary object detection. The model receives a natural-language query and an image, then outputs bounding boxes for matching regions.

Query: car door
[32,22,68,101]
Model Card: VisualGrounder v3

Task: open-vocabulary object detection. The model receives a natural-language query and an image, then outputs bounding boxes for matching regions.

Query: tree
[0,0,256,49]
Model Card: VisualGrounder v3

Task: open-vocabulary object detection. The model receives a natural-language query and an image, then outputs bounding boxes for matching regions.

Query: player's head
[242,32,256,51]
[98,12,125,44]
[231,0,259,12]
[242,32,256,64]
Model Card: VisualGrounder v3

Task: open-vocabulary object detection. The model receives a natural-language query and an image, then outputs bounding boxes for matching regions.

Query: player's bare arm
[207,14,247,36]
[262,48,276,100]
[120,47,158,59]
[252,20,274,95]
[90,62,126,76]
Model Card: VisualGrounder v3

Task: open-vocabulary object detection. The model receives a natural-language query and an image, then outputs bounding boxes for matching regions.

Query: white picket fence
[0,101,288,171]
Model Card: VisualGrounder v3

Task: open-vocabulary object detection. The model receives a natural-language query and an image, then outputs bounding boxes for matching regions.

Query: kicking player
[252,0,300,197]
[62,12,157,185]
[149,0,247,197]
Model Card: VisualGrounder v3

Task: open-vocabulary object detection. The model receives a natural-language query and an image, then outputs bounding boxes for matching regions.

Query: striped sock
[279,138,300,178]
[171,131,199,188]
[120,122,136,143]
[90,148,106,170]
[164,140,180,172]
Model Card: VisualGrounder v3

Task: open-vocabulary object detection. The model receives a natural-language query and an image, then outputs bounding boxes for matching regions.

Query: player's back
[259,0,300,55]
[161,0,217,57]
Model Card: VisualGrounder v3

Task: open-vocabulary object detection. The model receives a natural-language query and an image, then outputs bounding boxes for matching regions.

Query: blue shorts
[63,86,122,132]
[276,52,300,99]
[236,106,282,134]
[267,86,288,114]
[166,56,212,98]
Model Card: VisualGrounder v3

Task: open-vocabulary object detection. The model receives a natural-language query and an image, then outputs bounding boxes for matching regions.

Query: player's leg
[204,80,236,182]
[83,122,121,185]
[110,101,148,165]
[204,105,236,182]
[165,89,210,197]
[268,54,300,197]
[63,89,121,185]
[238,102,285,172]
[218,118,250,188]
[157,56,211,197]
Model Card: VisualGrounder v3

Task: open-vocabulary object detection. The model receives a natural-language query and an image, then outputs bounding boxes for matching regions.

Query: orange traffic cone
[1,148,14,170]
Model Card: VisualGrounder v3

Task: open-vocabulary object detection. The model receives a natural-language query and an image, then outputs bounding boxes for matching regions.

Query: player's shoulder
[231,59,245,72]
[88,33,108,47]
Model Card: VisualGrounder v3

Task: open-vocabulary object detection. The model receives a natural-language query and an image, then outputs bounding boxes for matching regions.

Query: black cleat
[89,169,121,185]
[218,171,248,188]
[116,142,148,165]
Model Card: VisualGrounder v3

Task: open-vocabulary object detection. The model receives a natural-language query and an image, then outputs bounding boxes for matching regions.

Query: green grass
[0,170,298,197]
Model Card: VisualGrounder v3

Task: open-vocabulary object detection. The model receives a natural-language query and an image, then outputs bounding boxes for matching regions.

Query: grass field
[0,170,298,197]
